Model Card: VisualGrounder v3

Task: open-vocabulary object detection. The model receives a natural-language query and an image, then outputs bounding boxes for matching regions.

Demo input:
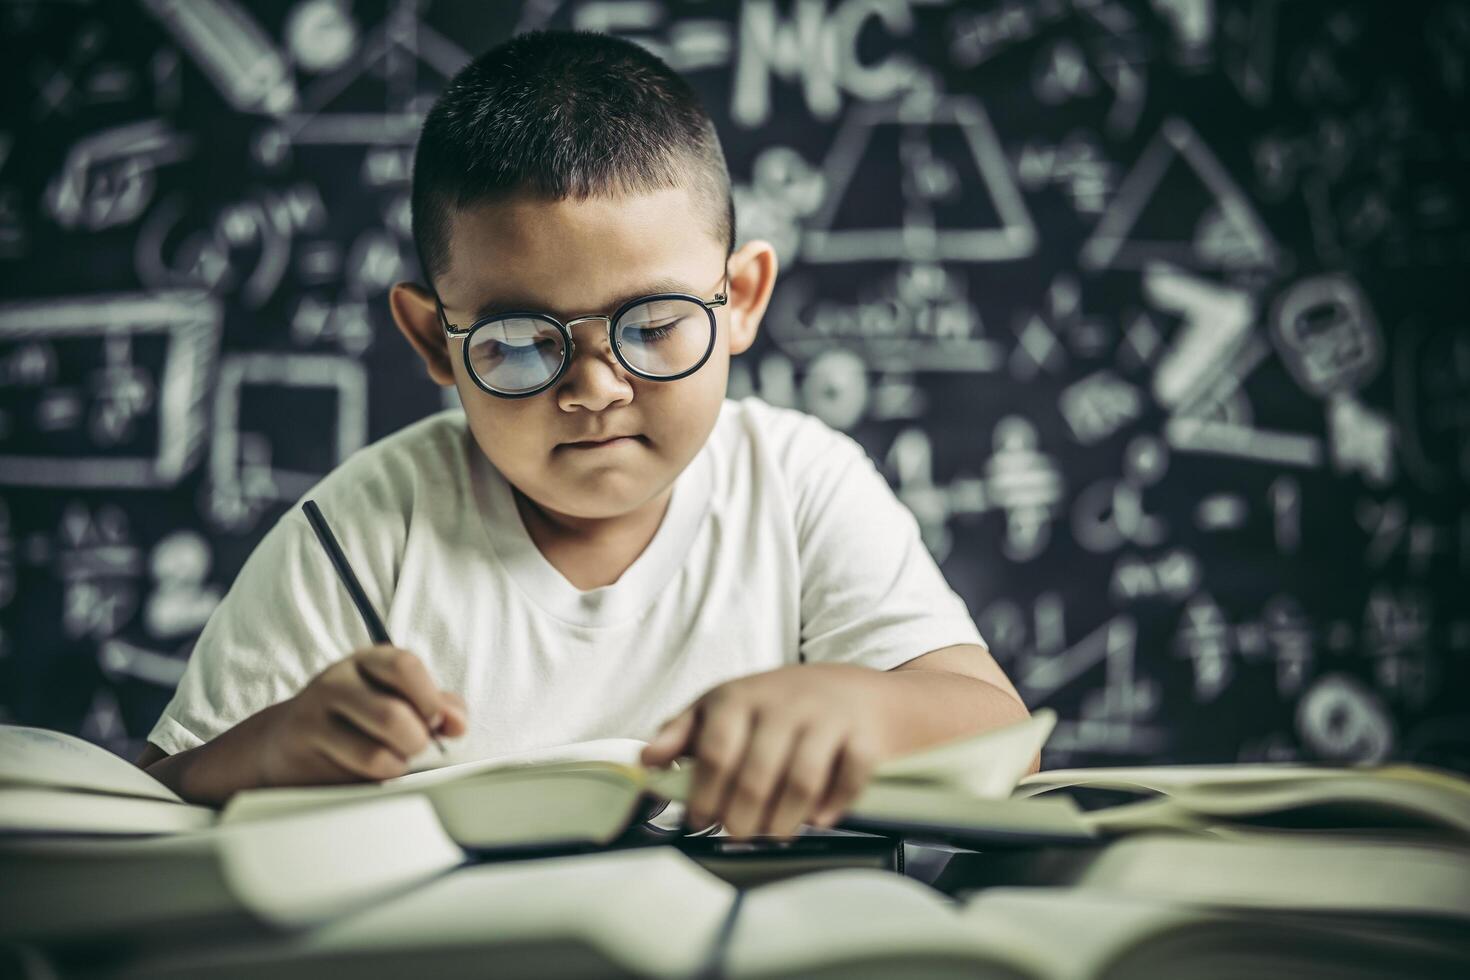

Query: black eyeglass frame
[434,273,729,399]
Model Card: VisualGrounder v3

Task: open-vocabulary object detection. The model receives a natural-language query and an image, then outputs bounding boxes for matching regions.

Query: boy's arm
[134,703,285,805]
[134,647,467,806]
[885,642,1034,767]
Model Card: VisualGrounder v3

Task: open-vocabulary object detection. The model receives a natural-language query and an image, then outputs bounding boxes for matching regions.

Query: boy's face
[391,186,776,532]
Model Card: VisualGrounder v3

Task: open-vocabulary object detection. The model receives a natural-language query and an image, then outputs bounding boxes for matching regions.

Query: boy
[136,29,1031,841]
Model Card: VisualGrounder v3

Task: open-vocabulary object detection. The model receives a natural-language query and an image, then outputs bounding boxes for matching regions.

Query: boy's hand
[640,663,888,840]
[260,645,467,787]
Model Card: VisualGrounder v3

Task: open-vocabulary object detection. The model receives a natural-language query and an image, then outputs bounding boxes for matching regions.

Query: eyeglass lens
[464,297,712,394]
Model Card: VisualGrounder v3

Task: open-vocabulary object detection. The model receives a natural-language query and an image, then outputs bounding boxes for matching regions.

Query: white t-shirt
[147,396,987,767]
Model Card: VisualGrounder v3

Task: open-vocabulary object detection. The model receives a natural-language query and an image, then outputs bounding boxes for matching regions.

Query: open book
[221,736,680,850]
[1013,762,1470,840]
[0,727,674,848]
[0,794,465,947]
[89,840,1470,980]
[0,710,1084,852]
[220,708,1084,849]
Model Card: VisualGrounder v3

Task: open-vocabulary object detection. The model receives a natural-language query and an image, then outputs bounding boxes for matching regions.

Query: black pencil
[301,499,447,755]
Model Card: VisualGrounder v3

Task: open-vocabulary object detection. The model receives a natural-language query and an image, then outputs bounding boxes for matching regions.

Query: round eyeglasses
[434,274,728,398]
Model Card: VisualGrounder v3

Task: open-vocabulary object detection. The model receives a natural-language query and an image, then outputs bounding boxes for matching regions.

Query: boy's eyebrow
[470,276,703,321]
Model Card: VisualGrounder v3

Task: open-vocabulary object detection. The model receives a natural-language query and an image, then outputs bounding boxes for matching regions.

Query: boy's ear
[725,239,778,358]
[389,281,456,387]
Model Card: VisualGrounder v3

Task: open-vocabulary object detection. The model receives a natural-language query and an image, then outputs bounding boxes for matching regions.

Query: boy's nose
[557,320,635,408]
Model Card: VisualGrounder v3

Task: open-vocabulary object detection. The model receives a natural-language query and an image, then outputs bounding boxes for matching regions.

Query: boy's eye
[625,321,680,342]
[483,337,558,361]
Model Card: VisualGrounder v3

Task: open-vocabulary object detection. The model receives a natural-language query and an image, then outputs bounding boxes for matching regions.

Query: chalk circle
[1296,672,1395,764]
[801,348,869,432]
[287,0,358,75]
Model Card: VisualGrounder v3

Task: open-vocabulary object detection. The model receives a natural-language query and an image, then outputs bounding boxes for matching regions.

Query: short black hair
[410,29,736,288]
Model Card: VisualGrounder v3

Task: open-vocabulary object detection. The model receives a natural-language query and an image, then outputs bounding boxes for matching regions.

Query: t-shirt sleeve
[791,417,988,671]
[145,508,387,757]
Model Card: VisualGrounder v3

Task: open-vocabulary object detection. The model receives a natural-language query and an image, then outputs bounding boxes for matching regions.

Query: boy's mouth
[560,434,646,450]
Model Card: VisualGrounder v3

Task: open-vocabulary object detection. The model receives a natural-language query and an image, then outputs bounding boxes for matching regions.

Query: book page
[1080,795,1213,836]
[223,759,654,850]
[427,766,647,848]
[723,868,1025,978]
[960,886,1206,979]
[120,846,735,980]
[1014,763,1360,798]
[216,794,465,928]
[299,847,731,977]
[875,708,1055,797]
[849,783,1094,843]
[0,787,216,835]
[1075,774,1470,838]
[1158,777,1470,836]
[395,737,650,787]
[0,725,182,803]
[0,795,464,940]
[222,738,651,824]
[1072,833,1470,920]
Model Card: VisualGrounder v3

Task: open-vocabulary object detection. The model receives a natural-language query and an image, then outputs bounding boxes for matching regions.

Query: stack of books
[3,712,1468,978]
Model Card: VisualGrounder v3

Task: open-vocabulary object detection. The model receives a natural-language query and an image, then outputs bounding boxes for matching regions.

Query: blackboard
[1,0,1466,772]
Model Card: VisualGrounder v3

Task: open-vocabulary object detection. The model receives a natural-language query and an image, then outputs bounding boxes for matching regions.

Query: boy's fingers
[761,726,843,838]
[356,646,443,730]
[434,699,469,737]
[329,682,431,759]
[811,735,878,825]
[685,706,751,828]
[641,708,695,767]
[721,718,799,839]
[315,712,408,783]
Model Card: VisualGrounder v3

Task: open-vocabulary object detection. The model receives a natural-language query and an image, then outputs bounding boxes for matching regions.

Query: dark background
[1,0,1466,771]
